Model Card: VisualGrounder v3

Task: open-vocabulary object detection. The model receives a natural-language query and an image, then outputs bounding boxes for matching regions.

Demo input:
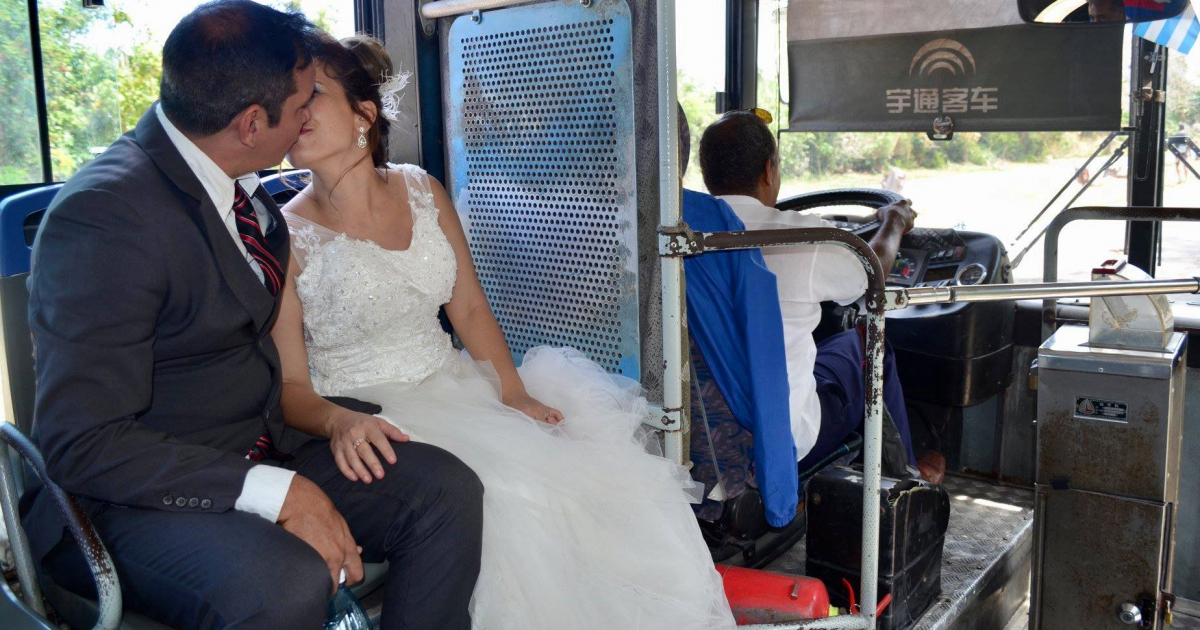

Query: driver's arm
[867,200,916,273]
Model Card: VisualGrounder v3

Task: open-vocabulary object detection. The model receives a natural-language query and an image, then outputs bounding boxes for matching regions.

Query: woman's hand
[503,391,564,425]
[327,409,409,483]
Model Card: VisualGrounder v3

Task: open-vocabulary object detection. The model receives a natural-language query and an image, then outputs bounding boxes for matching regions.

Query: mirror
[1019,0,1190,24]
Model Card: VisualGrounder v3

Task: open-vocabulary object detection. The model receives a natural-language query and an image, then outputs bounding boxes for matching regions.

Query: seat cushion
[40,562,389,629]
[40,575,172,630]
[350,561,388,599]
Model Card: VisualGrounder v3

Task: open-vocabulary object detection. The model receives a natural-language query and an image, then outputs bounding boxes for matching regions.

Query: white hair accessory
[378,70,412,123]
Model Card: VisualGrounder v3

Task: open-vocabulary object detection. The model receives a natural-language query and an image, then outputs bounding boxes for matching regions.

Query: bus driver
[696,111,942,482]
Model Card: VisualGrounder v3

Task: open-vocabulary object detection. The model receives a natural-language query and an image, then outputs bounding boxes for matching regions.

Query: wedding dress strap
[391,163,437,219]
[284,213,340,273]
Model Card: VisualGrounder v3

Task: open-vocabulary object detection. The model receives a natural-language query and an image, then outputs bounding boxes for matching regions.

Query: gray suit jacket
[22,106,307,562]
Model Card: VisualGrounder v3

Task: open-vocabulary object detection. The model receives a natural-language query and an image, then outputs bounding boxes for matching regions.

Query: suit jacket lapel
[134,106,275,334]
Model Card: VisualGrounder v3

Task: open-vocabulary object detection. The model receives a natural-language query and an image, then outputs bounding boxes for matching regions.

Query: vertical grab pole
[858,298,886,626]
[657,0,685,464]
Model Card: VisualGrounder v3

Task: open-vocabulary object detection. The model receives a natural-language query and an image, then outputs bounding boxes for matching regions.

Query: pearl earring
[357,126,367,149]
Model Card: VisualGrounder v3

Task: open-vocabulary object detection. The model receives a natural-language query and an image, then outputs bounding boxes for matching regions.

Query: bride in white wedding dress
[271,34,735,630]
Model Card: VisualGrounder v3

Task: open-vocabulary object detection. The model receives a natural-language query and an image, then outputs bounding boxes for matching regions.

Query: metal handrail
[1040,206,1200,340]
[663,225,887,630]
[421,0,545,19]
[1,423,122,630]
[663,222,1200,629]
[892,277,1200,309]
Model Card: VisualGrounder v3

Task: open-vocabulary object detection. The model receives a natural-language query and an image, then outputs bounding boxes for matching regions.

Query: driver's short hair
[698,111,777,196]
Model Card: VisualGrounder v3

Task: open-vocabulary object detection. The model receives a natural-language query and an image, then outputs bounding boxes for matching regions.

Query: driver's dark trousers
[797,329,917,472]
[39,440,484,630]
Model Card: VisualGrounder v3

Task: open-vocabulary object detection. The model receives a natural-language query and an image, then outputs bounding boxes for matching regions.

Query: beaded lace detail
[286,164,458,396]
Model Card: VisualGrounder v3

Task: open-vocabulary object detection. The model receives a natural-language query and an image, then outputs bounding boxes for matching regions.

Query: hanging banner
[787,24,1124,133]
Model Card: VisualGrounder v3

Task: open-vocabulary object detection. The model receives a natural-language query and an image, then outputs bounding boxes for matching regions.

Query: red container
[717,565,831,625]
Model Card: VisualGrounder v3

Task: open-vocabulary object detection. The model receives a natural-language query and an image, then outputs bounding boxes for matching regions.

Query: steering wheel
[775,188,905,214]
[774,189,906,343]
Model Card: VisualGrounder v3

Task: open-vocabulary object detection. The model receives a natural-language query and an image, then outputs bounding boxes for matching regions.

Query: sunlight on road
[773,158,1200,285]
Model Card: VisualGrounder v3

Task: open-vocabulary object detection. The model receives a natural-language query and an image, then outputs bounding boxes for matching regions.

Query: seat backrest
[0,185,59,440]
[688,336,754,521]
[259,169,310,206]
[0,186,60,623]
[441,0,664,401]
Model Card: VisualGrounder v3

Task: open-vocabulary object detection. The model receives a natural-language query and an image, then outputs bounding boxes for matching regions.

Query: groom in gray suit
[21,2,482,628]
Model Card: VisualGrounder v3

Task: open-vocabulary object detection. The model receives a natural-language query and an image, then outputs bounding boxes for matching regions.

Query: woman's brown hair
[317,33,393,169]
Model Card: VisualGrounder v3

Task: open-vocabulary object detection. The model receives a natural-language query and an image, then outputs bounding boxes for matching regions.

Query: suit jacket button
[175,497,187,508]
[163,495,173,506]
[188,498,199,508]
[201,499,212,509]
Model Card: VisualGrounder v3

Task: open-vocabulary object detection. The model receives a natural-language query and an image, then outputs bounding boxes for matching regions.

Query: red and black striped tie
[233,183,284,295]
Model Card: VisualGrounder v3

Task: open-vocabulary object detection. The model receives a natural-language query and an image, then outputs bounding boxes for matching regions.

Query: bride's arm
[272,257,408,482]
[431,180,564,424]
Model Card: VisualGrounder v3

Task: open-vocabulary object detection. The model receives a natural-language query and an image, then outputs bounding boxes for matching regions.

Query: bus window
[676,0,726,192]
[753,1,1134,283]
[31,0,355,181]
[0,0,45,185]
[1161,53,1200,284]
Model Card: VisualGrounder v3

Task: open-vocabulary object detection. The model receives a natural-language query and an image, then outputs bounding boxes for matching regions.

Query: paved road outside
[775,157,1200,286]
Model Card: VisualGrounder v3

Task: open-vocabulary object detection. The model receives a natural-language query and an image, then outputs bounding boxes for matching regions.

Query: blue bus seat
[259,169,309,205]
[689,336,754,523]
[0,183,383,629]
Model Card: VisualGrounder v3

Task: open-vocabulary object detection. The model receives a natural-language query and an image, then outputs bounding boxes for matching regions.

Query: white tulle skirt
[345,347,735,630]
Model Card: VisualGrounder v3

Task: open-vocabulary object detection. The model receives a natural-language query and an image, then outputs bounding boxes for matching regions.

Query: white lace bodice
[286,164,458,395]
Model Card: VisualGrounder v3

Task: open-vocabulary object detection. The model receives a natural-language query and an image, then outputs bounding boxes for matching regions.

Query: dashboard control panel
[885,229,990,288]
[823,219,1001,290]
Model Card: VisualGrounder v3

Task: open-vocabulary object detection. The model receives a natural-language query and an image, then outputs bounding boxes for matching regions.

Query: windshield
[717,2,1144,284]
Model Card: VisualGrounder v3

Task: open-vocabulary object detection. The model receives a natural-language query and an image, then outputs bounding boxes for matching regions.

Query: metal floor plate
[766,474,1035,630]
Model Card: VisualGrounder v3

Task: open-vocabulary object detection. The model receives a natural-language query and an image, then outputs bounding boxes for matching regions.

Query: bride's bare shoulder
[280,184,322,225]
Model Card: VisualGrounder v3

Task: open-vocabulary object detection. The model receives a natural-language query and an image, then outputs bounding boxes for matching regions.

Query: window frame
[3,0,370,193]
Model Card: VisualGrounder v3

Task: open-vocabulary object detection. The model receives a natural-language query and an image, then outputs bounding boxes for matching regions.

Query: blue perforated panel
[445,0,639,378]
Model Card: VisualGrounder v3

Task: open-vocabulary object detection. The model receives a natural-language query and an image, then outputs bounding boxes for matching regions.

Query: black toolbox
[805,467,950,630]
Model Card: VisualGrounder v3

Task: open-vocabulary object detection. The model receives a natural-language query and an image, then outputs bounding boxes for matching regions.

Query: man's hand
[278,475,363,593]
[875,199,917,234]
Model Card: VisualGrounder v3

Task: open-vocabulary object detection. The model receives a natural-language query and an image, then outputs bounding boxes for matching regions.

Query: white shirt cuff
[234,465,296,523]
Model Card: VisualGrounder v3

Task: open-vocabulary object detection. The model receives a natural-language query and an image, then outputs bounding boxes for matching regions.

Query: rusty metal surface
[1035,325,1185,502]
[1035,488,1171,630]
[765,475,1034,630]
[1005,604,1200,629]
[443,0,642,378]
[0,423,121,630]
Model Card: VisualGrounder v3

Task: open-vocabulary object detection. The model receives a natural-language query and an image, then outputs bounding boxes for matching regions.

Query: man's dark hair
[698,111,778,196]
[160,0,319,136]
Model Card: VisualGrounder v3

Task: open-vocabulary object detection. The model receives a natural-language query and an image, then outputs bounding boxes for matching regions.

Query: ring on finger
[352,437,368,450]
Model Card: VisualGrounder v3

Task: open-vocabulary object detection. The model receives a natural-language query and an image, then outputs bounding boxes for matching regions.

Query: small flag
[1134,2,1200,55]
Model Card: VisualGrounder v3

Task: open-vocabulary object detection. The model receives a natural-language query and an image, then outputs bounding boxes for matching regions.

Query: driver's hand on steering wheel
[876,199,917,234]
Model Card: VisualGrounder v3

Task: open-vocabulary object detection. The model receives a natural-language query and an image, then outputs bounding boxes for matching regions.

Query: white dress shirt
[157,105,295,523]
[719,195,868,462]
